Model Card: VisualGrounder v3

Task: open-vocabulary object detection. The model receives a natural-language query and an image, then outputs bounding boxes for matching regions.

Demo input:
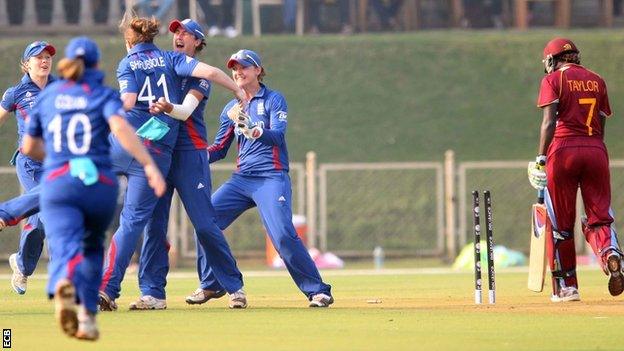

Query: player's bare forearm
[538,104,557,156]
[192,63,242,98]
[21,135,45,161]
[121,93,137,111]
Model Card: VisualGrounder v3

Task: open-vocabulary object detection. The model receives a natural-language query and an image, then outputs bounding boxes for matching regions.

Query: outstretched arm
[191,63,245,101]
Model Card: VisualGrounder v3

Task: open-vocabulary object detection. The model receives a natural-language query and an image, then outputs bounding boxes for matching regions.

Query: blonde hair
[258,67,266,82]
[120,13,160,47]
[57,57,85,81]
[20,59,28,74]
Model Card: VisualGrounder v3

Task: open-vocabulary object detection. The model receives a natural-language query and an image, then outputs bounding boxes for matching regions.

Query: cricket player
[22,36,165,340]
[97,16,247,311]
[130,18,247,310]
[191,49,333,307]
[528,37,624,302]
[134,49,333,307]
[0,40,56,295]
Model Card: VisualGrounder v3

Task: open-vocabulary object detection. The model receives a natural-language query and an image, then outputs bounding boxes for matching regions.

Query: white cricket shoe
[550,286,580,303]
[75,306,99,341]
[309,293,334,307]
[55,279,78,337]
[208,26,221,37]
[228,289,247,309]
[185,288,226,305]
[98,290,118,311]
[129,295,167,310]
[9,253,27,294]
[223,26,239,38]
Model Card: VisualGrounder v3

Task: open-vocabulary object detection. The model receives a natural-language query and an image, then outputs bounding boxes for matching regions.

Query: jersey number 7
[578,98,596,136]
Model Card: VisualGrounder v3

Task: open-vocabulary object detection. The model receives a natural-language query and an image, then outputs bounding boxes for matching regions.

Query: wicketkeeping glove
[235,110,263,140]
[235,110,253,129]
[240,124,263,140]
[527,155,547,190]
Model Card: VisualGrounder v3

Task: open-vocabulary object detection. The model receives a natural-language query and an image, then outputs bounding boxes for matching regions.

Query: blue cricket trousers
[100,139,173,300]
[41,165,118,314]
[198,172,331,298]
[0,184,41,225]
[15,152,45,276]
[139,149,244,298]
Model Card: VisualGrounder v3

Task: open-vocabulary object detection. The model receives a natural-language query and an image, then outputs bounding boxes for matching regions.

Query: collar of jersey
[21,73,57,86]
[128,42,159,56]
[251,83,267,100]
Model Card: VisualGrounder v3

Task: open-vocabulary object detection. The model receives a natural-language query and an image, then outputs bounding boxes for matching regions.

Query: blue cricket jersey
[1,74,56,149]
[176,77,211,150]
[208,84,290,173]
[117,43,199,151]
[26,69,124,170]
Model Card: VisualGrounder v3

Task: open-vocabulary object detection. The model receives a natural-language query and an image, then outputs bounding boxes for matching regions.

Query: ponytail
[120,13,160,47]
[57,57,85,81]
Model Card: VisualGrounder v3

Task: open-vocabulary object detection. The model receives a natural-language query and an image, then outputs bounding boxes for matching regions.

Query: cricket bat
[528,189,548,292]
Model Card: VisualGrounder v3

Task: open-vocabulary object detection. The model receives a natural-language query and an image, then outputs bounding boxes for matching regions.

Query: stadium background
[1,0,624,268]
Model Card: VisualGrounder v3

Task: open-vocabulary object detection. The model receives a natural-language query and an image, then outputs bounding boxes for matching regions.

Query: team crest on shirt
[25,91,32,98]
[199,79,210,90]
[257,100,265,115]
[277,111,287,122]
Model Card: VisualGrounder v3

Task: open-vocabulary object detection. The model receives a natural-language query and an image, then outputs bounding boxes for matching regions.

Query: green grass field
[2,267,624,350]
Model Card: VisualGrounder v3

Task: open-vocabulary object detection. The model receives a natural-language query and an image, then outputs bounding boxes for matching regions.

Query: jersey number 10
[47,113,92,155]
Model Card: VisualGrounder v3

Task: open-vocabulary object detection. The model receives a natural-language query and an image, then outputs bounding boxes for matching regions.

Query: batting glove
[527,155,547,190]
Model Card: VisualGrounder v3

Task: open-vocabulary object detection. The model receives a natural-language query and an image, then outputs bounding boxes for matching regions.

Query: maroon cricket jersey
[537,64,611,139]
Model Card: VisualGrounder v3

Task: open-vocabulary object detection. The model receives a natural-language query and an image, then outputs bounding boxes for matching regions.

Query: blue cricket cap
[64,36,100,68]
[227,49,262,69]
[23,41,56,61]
[169,19,205,40]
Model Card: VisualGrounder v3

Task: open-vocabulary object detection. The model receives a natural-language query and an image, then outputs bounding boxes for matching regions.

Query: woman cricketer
[22,36,165,340]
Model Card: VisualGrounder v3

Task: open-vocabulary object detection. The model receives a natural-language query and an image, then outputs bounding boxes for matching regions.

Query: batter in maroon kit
[529,37,624,302]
